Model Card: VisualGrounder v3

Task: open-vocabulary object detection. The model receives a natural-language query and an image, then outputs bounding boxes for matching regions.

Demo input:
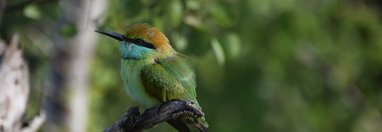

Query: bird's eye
[131,38,155,49]
[137,39,144,44]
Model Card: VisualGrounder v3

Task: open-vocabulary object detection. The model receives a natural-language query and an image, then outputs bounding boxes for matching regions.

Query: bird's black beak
[95,30,125,41]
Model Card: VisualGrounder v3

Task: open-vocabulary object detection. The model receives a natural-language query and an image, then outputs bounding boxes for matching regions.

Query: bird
[96,23,208,132]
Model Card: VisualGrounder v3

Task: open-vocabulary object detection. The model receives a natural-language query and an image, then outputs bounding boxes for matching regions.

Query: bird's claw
[156,100,204,121]
[170,100,204,120]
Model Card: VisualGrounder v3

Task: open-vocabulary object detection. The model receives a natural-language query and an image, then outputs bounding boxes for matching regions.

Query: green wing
[140,55,209,130]
[140,54,196,102]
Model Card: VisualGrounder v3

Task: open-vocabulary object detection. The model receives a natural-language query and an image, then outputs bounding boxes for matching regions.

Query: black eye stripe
[124,37,155,49]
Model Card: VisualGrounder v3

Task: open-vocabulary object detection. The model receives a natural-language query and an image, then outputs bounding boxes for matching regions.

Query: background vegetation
[1,0,382,131]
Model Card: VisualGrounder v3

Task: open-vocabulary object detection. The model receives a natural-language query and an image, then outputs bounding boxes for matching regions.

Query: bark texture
[0,35,45,132]
[104,100,205,132]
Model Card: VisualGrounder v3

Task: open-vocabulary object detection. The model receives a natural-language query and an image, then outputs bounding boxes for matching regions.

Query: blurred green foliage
[2,0,382,132]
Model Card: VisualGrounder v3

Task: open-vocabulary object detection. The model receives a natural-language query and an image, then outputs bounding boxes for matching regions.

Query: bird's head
[96,23,174,60]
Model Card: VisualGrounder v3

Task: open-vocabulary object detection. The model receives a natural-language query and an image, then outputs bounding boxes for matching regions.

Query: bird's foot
[104,100,204,132]
[167,100,204,120]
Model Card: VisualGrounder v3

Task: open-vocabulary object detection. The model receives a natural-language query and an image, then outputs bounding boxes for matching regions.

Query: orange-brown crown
[125,23,174,54]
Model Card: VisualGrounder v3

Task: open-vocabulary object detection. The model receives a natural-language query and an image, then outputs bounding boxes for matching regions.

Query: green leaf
[169,0,183,27]
[186,0,200,10]
[223,33,241,59]
[23,4,41,20]
[211,38,225,65]
[209,4,232,27]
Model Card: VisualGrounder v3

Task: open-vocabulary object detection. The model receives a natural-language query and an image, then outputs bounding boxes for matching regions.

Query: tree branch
[0,35,45,132]
[104,100,204,132]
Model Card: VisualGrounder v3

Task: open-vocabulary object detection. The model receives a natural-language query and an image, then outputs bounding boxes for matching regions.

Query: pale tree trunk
[42,0,107,131]
[0,35,45,132]
[61,0,106,132]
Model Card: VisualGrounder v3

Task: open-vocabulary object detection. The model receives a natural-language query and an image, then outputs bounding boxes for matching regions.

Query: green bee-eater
[96,23,208,131]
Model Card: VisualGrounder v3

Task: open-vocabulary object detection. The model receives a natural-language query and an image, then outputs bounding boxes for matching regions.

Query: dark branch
[104,100,204,132]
